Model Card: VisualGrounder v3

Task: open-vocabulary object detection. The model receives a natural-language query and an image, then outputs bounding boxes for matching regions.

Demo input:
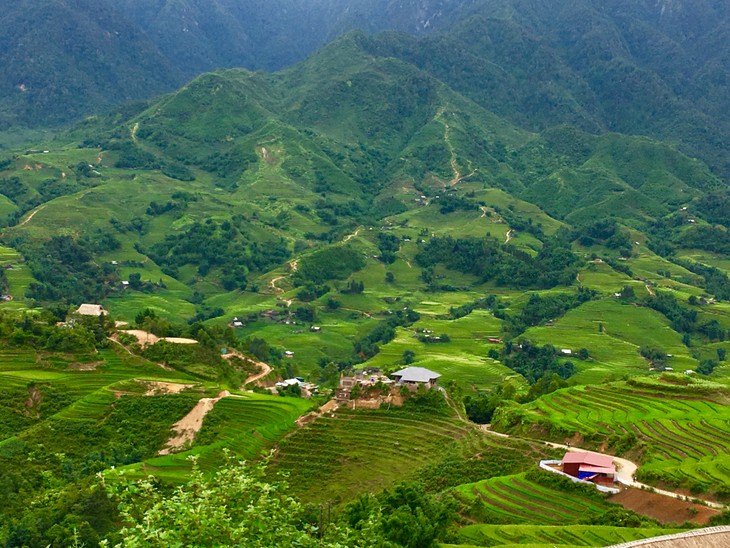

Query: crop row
[530,384,730,465]
[457,473,608,525]
[271,411,468,502]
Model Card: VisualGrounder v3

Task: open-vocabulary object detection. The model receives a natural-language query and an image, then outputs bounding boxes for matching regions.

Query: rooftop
[607,526,730,547]
[563,451,614,469]
[76,304,107,316]
[390,366,441,383]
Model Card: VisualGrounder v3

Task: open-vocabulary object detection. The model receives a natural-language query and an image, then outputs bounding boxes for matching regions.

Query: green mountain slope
[0,0,181,128]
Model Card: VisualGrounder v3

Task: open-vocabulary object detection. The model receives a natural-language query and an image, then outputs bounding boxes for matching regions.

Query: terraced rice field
[455,524,683,547]
[517,382,730,493]
[454,473,611,525]
[272,408,471,503]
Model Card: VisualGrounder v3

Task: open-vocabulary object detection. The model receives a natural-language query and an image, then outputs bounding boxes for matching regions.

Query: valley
[1,2,730,546]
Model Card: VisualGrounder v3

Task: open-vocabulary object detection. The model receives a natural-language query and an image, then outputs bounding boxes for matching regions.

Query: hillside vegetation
[1,5,730,547]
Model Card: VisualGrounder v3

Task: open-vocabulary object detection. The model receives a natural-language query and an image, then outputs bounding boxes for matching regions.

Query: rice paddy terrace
[271,406,473,502]
[496,376,730,499]
[454,472,615,525]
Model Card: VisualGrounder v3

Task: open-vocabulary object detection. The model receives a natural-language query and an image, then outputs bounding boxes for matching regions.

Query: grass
[134,392,312,481]
[523,298,696,383]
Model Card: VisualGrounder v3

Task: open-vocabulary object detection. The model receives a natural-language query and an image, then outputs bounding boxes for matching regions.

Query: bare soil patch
[142,381,195,396]
[611,487,720,525]
[159,390,231,455]
[68,361,103,371]
[121,330,197,347]
[161,337,198,344]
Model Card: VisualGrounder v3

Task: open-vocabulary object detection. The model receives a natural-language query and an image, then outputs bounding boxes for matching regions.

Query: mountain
[360,0,730,180]
[1,0,729,186]
[3,9,730,547]
[0,0,466,128]
[0,0,182,128]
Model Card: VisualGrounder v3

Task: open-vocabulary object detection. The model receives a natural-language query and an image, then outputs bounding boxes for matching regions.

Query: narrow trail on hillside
[269,259,299,296]
[646,283,656,296]
[435,107,475,186]
[17,205,46,227]
[221,350,273,386]
[340,306,373,319]
[130,122,139,144]
[478,425,726,509]
[107,336,174,371]
[343,228,361,243]
[270,275,286,293]
[505,229,513,244]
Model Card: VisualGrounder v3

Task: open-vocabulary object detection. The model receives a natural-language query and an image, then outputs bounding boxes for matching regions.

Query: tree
[102,454,392,547]
[402,350,416,365]
[718,348,727,362]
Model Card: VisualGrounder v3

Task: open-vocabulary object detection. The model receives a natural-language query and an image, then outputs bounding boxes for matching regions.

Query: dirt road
[159,390,233,455]
[222,350,273,385]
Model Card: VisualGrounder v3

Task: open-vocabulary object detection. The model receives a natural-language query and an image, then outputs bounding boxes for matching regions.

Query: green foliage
[503,341,575,385]
[505,289,596,336]
[104,455,393,547]
[294,246,365,285]
[147,218,289,290]
[354,308,420,360]
[416,236,580,289]
[464,392,502,424]
[697,191,730,227]
[20,235,118,304]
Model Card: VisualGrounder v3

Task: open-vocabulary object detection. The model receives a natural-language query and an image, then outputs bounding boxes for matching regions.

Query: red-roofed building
[562,451,616,486]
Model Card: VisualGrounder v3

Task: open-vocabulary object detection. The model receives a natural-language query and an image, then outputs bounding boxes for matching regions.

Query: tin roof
[562,451,614,468]
[390,366,441,383]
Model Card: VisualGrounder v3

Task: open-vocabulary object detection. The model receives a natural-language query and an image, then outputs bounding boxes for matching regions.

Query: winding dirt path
[479,426,725,509]
[343,228,361,243]
[270,275,286,293]
[18,205,46,227]
[505,229,513,244]
[159,390,234,455]
[222,350,273,386]
[435,107,475,187]
[269,259,299,295]
[130,122,139,143]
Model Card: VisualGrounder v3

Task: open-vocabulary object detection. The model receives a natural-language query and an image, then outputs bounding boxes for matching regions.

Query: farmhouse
[336,369,393,402]
[75,304,107,316]
[390,366,441,389]
[562,451,616,486]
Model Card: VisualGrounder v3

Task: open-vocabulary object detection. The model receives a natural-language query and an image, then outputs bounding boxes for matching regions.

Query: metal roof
[562,451,614,468]
[390,367,441,383]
